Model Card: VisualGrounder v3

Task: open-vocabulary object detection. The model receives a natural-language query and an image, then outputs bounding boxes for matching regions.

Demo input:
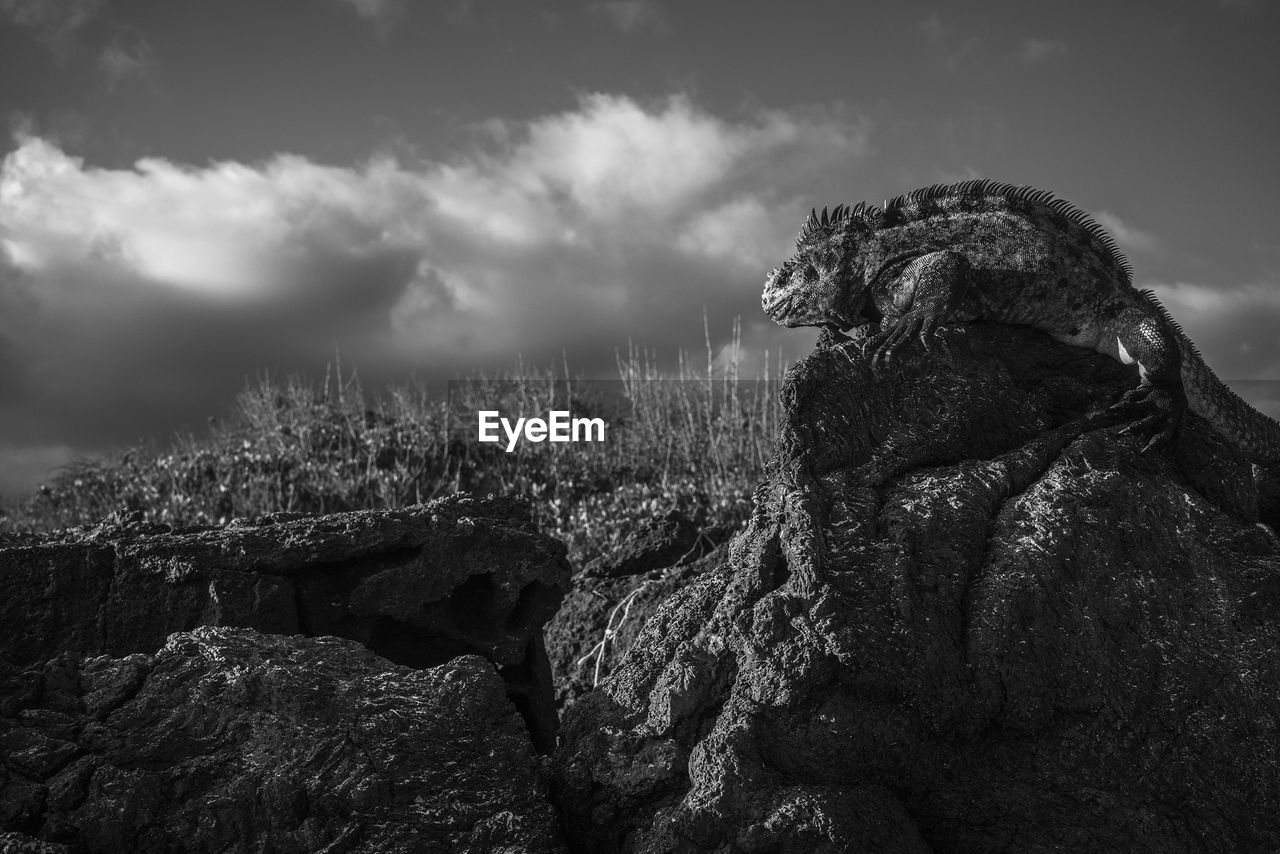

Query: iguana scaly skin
[761,179,1280,464]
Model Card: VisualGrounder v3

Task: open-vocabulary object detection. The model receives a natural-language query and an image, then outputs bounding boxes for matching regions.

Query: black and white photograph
[2,0,1279,851]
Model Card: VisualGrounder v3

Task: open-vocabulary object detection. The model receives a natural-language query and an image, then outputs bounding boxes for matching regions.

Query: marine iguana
[761,179,1280,464]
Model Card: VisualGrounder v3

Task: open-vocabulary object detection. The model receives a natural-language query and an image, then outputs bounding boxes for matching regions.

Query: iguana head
[762,204,872,331]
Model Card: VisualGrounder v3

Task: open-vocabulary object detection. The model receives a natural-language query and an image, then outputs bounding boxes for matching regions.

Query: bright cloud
[678,196,796,273]
[0,93,871,490]
[1,93,869,313]
[1145,279,1280,395]
[1,136,405,298]
[1148,279,1280,321]
[1093,210,1159,254]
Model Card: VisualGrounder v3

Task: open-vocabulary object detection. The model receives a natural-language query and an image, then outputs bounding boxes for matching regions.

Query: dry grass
[1,325,787,565]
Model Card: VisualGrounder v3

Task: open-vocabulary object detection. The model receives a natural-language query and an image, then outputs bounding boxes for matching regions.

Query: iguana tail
[1136,290,1280,466]
[1180,343,1280,466]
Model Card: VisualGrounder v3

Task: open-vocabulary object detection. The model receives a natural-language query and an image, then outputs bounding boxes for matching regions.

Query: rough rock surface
[546,542,731,711]
[0,626,567,853]
[582,512,709,579]
[0,493,570,752]
[0,832,67,853]
[552,324,1280,852]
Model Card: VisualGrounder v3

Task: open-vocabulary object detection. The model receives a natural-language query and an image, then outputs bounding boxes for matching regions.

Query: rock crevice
[1,494,571,754]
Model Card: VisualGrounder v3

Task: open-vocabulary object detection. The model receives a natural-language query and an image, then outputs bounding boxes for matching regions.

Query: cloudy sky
[1,0,1278,495]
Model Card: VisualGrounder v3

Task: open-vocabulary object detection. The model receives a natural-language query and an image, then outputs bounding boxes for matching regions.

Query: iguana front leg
[864,250,971,368]
[1103,307,1188,451]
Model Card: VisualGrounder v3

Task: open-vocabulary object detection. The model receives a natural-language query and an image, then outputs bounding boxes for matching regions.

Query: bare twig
[576,580,655,686]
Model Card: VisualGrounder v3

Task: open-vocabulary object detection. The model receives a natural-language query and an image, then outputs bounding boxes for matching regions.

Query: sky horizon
[2,0,1279,496]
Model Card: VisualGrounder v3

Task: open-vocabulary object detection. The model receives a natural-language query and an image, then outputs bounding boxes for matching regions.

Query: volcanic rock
[552,324,1280,852]
[0,627,566,853]
[0,493,570,753]
[581,511,708,579]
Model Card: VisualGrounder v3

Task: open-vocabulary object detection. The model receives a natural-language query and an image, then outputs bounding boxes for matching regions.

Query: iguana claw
[1108,382,1186,453]
[861,312,949,372]
[860,313,952,373]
